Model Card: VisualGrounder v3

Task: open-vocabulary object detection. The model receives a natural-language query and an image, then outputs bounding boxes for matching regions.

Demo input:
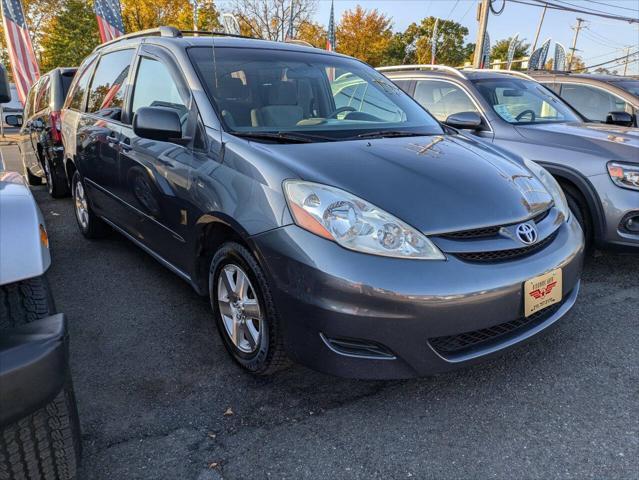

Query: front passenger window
[131,57,189,134]
[560,83,632,122]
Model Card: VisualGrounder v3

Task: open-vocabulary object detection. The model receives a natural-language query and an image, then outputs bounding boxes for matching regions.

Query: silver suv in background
[529,72,638,128]
[381,66,639,251]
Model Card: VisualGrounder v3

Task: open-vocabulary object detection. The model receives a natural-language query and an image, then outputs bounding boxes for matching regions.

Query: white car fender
[0,171,51,285]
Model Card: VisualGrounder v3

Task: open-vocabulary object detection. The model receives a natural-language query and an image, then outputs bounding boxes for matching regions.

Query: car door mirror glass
[5,114,22,127]
[133,106,183,142]
[445,111,483,130]
[605,111,633,127]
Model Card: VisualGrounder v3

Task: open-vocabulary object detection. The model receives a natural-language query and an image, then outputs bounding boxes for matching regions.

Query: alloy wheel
[74,179,89,230]
[217,264,262,354]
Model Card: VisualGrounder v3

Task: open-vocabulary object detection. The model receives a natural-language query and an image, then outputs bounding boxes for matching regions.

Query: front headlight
[524,159,570,221]
[608,162,639,191]
[283,180,445,260]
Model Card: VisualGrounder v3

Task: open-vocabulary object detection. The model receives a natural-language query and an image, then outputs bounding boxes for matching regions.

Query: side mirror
[5,114,22,127]
[133,107,182,142]
[445,111,483,130]
[605,111,634,127]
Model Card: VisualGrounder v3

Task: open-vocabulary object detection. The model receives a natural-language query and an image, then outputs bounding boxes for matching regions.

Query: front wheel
[209,242,289,375]
[26,167,43,186]
[72,172,109,239]
[45,156,70,198]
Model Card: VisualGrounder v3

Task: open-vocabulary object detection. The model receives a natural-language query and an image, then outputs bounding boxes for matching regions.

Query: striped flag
[94,0,124,43]
[1,0,39,106]
[326,0,335,52]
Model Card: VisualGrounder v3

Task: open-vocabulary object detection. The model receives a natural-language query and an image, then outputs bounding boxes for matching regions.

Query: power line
[583,0,639,14]
[445,0,461,21]
[507,0,639,23]
[552,0,638,17]
[574,49,639,71]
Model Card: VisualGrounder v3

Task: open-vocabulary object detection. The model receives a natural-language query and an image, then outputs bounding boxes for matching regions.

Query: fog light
[621,214,639,233]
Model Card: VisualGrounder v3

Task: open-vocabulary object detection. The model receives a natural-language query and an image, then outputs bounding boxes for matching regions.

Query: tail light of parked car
[50,111,62,143]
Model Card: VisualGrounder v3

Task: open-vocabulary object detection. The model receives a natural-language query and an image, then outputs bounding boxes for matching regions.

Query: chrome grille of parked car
[429,296,567,357]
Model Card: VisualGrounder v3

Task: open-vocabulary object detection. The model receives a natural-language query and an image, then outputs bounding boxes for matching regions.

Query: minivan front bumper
[253,217,584,379]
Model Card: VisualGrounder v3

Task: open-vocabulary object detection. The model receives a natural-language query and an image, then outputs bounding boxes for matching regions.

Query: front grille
[429,298,566,357]
[454,230,557,263]
[443,209,550,240]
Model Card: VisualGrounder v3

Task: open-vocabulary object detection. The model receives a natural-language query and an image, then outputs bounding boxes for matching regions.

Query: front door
[118,48,194,271]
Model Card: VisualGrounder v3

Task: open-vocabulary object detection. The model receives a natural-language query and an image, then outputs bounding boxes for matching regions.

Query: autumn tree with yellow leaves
[335,6,392,67]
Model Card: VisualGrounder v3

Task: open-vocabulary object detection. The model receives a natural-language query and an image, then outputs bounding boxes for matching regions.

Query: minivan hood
[515,122,639,164]
[254,135,552,235]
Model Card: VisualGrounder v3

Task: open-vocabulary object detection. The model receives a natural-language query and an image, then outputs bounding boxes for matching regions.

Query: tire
[0,275,55,330]
[26,167,43,186]
[71,172,109,239]
[563,184,593,249]
[209,242,289,375]
[0,379,81,480]
[45,156,70,199]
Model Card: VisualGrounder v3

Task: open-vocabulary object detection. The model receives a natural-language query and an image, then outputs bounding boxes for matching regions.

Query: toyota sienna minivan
[61,27,584,379]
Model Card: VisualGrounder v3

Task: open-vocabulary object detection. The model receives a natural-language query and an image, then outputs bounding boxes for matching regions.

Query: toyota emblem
[516,223,538,245]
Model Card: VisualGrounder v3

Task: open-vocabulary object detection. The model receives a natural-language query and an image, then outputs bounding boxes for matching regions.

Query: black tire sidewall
[210,243,272,373]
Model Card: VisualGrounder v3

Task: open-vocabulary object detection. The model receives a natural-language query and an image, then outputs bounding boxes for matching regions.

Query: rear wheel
[45,156,70,198]
[72,172,109,239]
[26,167,43,186]
[0,276,81,479]
[209,242,289,375]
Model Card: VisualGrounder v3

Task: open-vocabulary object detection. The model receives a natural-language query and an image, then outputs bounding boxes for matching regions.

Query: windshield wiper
[353,130,434,139]
[232,131,334,143]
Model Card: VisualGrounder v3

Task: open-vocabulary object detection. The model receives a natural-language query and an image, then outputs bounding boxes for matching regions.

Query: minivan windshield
[473,78,581,125]
[188,46,443,140]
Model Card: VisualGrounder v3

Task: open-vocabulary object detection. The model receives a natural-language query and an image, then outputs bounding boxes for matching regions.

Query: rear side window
[67,57,98,111]
[87,49,134,119]
[559,83,633,122]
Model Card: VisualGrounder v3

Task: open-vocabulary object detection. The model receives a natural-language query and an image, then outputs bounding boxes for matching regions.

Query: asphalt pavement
[2,145,638,479]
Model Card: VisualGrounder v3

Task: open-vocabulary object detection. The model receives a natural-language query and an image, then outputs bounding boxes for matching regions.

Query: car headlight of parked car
[284,180,446,260]
[524,159,571,221]
[607,162,639,191]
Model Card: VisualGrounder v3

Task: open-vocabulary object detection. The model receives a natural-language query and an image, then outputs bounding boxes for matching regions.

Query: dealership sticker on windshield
[524,268,562,317]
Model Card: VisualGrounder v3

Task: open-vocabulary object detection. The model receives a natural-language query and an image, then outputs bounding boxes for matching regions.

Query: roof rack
[376,64,467,79]
[93,26,261,52]
[461,68,536,81]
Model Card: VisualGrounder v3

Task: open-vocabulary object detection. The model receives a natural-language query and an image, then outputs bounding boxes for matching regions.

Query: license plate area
[524,268,562,317]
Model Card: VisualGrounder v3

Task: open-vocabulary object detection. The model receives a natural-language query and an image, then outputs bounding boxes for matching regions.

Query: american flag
[1,0,39,105]
[326,0,335,52]
[94,0,124,43]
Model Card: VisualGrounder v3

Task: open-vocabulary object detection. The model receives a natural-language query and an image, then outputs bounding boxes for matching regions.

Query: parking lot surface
[2,145,638,479]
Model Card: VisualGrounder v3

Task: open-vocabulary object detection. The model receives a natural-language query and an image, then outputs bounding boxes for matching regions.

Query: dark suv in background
[16,67,77,197]
[530,72,639,127]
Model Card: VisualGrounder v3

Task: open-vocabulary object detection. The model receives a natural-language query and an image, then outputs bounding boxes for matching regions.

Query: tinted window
[24,82,37,118]
[67,57,98,111]
[87,49,134,119]
[60,71,76,98]
[474,78,580,124]
[188,47,442,139]
[35,76,50,112]
[414,80,478,122]
[131,57,189,131]
[560,83,632,122]
[614,80,639,97]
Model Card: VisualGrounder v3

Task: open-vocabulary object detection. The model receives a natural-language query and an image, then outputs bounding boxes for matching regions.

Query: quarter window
[559,83,633,122]
[131,57,189,133]
[24,81,38,118]
[86,49,134,119]
[66,56,97,111]
[413,80,478,122]
[34,76,50,112]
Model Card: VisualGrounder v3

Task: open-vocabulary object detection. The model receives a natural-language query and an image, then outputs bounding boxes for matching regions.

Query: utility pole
[568,18,586,70]
[623,46,631,75]
[473,0,490,68]
[531,4,547,53]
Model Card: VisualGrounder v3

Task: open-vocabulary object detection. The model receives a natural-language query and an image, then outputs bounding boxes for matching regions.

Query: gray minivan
[61,28,584,379]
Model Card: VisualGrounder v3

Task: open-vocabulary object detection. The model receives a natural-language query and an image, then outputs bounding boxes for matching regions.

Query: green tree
[491,36,530,69]
[385,17,471,67]
[39,0,100,71]
[336,5,393,67]
[121,0,221,32]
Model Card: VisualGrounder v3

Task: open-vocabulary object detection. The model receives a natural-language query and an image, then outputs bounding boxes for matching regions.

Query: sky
[303,0,639,74]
